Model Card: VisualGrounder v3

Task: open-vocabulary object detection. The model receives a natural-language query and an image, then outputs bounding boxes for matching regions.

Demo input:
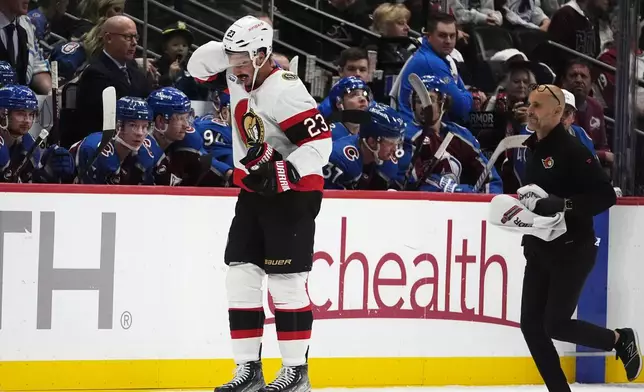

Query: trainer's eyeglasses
[529,84,561,107]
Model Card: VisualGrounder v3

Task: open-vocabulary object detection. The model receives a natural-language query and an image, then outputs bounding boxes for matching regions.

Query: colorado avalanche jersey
[0,132,41,183]
[324,134,399,190]
[193,114,234,172]
[187,41,332,192]
[330,122,353,141]
[412,121,503,193]
[71,132,157,185]
[395,120,425,187]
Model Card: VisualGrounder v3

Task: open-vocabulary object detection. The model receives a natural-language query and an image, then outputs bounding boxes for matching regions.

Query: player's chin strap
[245,51,271,116]
[362,137,404,166]
[0,112,26,141]
[114,122,141,152]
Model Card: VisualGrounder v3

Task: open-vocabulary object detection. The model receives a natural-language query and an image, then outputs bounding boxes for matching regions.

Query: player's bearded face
[8,109,35,135]
[342,89,369,111]
[228,52,259,87]
[120,120,149,149]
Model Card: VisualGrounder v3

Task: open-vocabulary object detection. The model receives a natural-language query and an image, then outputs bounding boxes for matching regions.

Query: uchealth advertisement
[0,192,578,362]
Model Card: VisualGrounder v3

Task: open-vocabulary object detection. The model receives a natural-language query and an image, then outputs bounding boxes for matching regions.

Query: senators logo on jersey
[234,98,266,147]
[242,110,265,146]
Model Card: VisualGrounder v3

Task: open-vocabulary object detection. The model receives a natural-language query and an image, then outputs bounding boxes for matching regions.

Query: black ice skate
[615,328,642,381]
[215,360,266,392]
[260,364,311,392]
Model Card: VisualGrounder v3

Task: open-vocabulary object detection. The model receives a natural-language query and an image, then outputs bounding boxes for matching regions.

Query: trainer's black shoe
[615,328,642,381]
[215,360,266,392]
[260,364,311,392]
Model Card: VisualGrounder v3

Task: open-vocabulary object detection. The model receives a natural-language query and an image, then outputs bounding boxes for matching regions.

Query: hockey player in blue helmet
[209,88,230,124]
[324,102,404,190]
[193,88,234,186]
[326,76,373,141]
[71,97,157,184]
[0,62,16,87]
[0,85,75,183]
[148,86,222,186]
[399,74,502,193]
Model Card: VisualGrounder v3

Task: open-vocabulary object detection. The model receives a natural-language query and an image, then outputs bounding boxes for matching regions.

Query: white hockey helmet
[223,16,273,69]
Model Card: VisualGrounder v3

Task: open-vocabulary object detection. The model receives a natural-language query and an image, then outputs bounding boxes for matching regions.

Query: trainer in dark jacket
[522,121,615,249]
[517,84,641,392]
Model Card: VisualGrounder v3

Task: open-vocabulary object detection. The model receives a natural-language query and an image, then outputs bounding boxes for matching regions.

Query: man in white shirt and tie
[0,0,51,93]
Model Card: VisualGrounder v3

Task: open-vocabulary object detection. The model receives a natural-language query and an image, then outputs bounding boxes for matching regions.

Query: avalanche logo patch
[542,156,554,169]
[61,41,80,54]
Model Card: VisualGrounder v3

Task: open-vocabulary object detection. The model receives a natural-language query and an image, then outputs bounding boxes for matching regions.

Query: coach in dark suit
[71,15,152,146]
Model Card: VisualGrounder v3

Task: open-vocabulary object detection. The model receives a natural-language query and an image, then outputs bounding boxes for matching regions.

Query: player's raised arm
[187,41,234,84]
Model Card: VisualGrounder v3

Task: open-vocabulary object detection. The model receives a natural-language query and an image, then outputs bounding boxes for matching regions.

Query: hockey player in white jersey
[187,15,332,392]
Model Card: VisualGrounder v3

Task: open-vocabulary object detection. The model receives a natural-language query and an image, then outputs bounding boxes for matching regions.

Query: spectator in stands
[154,21,207,100]
[501,0,550,31]
[558,59,613,168]
[542,0,611,75]
[0,0,52,93]
[363,3,413,73]
[594,11,644,127]
[48,0,125,82]
[27,0,69,42]
[391,12,472,124]
[73,15,153,145]
[318,47,370,118]
[404,0,442,32]
[482,57,537,150]
[336,47,370,81]
[72,0,125,39]
[448,0,502,27]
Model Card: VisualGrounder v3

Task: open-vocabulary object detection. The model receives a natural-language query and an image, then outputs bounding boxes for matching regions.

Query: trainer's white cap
[562,89,576,109]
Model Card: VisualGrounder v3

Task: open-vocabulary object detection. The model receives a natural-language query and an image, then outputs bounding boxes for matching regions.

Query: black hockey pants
[520,237,616,392]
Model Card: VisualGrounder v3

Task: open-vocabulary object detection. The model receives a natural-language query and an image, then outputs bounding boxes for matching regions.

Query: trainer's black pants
[520,237,616,392]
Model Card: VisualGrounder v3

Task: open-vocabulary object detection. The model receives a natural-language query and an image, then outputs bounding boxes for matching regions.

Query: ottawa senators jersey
[187,41,332,192]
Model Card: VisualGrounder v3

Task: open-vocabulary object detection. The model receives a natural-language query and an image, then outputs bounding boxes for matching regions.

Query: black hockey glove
[242,160,301,196]
[533,195,566,216]
[240,142,283,169]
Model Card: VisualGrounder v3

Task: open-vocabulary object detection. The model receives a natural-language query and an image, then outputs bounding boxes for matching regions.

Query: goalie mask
[0,84,38,137]
[116,97,152,151]
[147,87,193,142]
[360,102,405,165]
[411,75,451,126]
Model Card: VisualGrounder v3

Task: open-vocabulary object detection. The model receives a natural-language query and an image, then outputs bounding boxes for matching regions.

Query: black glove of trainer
[534,195,566,216]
